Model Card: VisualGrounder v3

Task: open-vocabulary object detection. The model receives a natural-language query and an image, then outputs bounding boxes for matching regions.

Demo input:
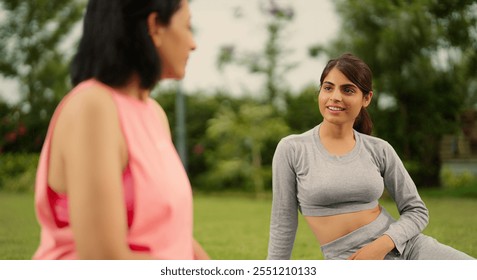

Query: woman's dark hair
[71,0,182,89]
[320,53,373,135]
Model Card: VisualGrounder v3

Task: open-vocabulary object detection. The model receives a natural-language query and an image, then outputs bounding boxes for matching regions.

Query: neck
[319,121,354,140]
[318,121,356,156]
[113,74,150,102]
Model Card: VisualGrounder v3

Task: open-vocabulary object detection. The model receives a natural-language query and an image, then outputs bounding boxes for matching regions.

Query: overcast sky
[0,0,341,104]
[180,0,340,95]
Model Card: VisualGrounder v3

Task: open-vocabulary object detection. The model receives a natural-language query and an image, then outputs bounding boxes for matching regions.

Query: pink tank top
[33,79,194,259]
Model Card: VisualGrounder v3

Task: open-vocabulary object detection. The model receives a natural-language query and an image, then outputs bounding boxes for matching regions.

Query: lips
[326,106,345,111]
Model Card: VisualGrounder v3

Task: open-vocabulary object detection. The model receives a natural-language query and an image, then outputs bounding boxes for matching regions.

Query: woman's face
[318,67,372,127]
[156,0,196,80]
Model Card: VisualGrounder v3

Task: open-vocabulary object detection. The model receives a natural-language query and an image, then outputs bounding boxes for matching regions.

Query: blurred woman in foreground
[33,0,209,259]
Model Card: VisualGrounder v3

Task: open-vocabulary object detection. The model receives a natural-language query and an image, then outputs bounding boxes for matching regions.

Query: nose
[329,89,342,102]
[190,38,197,51]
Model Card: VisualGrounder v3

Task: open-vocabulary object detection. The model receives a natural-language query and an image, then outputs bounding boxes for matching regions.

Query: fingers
[347,252,358,260]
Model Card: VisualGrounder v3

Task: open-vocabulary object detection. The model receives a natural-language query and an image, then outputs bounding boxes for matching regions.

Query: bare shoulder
[150,98,168,122]
[49,83,125,193]
[150,98,171,137]
[60,83,118,121]
[53,83,124,153]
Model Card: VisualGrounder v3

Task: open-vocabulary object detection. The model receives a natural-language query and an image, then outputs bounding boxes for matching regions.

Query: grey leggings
[320,207,474,260]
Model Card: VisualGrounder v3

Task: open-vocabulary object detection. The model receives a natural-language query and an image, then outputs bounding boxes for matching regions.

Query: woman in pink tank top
[33,0,209,259]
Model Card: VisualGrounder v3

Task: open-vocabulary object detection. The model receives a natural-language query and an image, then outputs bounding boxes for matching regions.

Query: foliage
[155,88,235,189]
[0,101,24,152]
[440,167,477,190]
[0,153,38,192]
[284,84,323,134]
[0,0,85,152]
[312,0,477,186]
[203,101,290,194]
[199,0,300,194]
[156,85,322,193]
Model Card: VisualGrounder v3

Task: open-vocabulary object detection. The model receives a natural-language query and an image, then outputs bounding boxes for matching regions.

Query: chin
[160,71,185,81]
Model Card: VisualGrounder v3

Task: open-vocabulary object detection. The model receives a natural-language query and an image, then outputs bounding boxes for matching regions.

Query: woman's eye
[343,87,355,94]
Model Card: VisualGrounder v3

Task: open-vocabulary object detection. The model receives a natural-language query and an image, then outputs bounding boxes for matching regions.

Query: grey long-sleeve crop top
[267,124,429,259]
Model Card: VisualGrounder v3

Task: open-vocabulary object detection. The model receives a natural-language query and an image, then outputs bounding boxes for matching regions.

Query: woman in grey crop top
[267,53,474,260]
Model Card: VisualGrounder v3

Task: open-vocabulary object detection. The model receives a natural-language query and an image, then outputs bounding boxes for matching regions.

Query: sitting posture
[267,53,474,260]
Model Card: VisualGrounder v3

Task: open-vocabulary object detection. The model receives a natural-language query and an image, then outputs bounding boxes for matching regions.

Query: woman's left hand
[347,235,395,260]
[193,238,211,260]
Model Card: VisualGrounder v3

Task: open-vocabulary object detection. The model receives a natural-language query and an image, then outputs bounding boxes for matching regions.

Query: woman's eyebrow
[340,83,358,88]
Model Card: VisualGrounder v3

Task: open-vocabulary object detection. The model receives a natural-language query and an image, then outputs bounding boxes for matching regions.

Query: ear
[363,91,373,108]
[147,12,166,48]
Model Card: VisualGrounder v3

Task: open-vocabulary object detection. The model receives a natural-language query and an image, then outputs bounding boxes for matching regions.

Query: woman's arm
[347,234,395,260]
[267,139,299,260]
[193,239,210,260]
[59,87,151,259]
[380,142,429,255]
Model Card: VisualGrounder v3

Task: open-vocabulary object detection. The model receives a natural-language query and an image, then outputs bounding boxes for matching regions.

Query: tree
[204,101,289,195]
[0,0,85,152]
[154,87,233,189]
[284,84,323,134]
[311,0,477,186]
[156,88,292,194]
[201,0,299,193]
[217,0,297,109]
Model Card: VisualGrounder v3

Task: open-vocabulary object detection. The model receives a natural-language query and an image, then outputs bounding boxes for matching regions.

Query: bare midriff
[304,205,381,245]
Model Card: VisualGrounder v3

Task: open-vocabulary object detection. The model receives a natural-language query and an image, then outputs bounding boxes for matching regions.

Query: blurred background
[1,0,477,259]
[2,0,477,193]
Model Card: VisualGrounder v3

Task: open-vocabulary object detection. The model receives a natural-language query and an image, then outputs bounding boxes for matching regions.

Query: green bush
[440,167,477,189]
[0,153,39,193]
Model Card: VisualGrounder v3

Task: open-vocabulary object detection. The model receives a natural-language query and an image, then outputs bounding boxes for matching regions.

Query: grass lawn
[0,191,476,259]
[0,192,40,259]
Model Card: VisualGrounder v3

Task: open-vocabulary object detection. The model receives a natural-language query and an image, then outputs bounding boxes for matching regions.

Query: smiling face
[318,67,372,128]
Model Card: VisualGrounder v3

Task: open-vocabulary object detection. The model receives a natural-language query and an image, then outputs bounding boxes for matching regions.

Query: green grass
[0,192,40,259]
[1,191,476,259]
[192,193,322,260]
